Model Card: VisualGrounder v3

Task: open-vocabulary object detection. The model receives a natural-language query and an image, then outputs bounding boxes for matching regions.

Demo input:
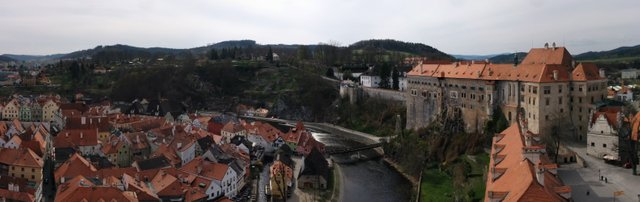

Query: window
[560,108,564,113]
[591,96,594,104]
[533,98,536,105]
[591,142,595,147]
[603,144,607,148]
[579,85,584,92]
[532,87,538,94]
[579,97,582,103]
[543,86,551,94]
[559,97,563,105]
[21,168,24,171]
[558,85,562,93]
[546,98,550,106]
[521,85,525,92]
[545,115,549,120]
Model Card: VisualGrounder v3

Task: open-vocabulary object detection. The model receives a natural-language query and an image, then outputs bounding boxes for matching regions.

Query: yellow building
[41,99,59,122]
[2,99,20,120]
[269,159,293,199]
[0,148,44,183]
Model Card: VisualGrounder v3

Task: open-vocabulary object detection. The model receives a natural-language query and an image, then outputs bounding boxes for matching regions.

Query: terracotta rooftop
[54,153,97,182]
[485,123,569,202]
[408,47,605,83]
[0,147,43,168]
[54,128,99,148]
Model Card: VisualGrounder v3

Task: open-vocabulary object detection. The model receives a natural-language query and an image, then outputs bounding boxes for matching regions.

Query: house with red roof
[220,122,246,143]
[587,106,623,161]
[54,175,139,202]
[54,153,97,184]
[54,128,101,156]
[283,122,325,156]
[0,148,44,184]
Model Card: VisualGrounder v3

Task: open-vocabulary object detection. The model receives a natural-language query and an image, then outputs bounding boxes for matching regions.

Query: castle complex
[406,44,608,138]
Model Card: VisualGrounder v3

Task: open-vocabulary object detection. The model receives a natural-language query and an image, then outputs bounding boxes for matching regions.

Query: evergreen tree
[266,46,274,62]
[220,48,226,59]
[209,49,219,60]
[379,63,391,89]
[392,66,400,90]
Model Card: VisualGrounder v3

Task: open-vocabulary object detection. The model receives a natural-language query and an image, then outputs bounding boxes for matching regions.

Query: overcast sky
[1,0,639,55]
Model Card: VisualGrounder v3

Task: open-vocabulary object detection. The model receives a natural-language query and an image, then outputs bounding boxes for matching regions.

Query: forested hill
[0,55,16,62]
[575,44,640,62]
[62,44,189,61]
[488,52,527,64]
[349,39,453,60]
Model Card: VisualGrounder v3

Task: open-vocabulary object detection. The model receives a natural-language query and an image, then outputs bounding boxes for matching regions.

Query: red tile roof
[0,147,43,168]
[180,157,229,181]
[54,153,97,181]
[590,107,622,129]
[485,124,569,202]
[54,128,99,148]
[571,63,603,81]
[408,47,605,83]
[0,186,35,202]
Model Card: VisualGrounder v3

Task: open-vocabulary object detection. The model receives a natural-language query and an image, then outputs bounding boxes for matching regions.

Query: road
[559,142,640,202]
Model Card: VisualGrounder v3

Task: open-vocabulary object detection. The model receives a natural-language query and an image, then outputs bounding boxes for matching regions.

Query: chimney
[80,132,83,139]
[197,166,202,174]
[571,60,576,68]
[544,42,549,49]
[65,132,69,137]
[177,142,182,149]
[136,135,140,144]
[81,117,86,125]
[599,69,605,78]
[535,163,545,185]
[552,42,556,50]
[98,118,101,123]
[513,53,519,67]
[553,70,559,81]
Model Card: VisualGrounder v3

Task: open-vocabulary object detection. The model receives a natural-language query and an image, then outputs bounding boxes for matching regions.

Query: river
[312,132,412,202]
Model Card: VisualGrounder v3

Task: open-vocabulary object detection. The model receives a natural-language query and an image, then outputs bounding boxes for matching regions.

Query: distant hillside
[488,52,527,64]
[1,54,65,62]
[575,44,640,63]
[0,55,16,62]
[453,54,503,61]
[349,39,453,60]
[62,44,189,62]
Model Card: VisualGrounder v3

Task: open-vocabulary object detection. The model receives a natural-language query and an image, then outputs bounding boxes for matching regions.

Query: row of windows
[10,173,37,180]
[408,80,485,91]
[11,167,37,172]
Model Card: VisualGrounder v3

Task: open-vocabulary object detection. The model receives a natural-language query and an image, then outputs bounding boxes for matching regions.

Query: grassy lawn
[419,153,489,202]
[464,153,489,202]
[420,168,453,202]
